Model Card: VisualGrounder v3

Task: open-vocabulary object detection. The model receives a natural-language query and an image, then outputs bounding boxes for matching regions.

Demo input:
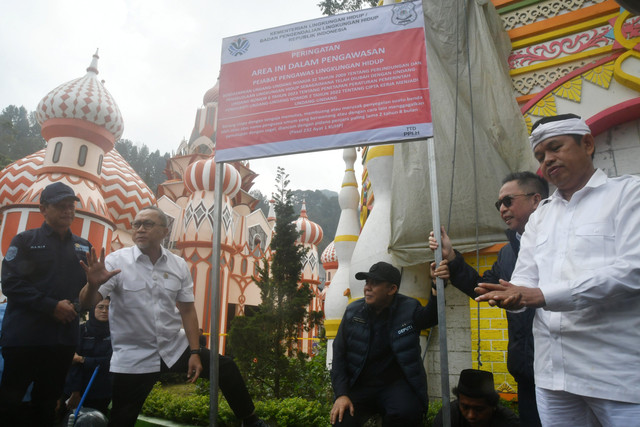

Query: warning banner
[217,0,431,162]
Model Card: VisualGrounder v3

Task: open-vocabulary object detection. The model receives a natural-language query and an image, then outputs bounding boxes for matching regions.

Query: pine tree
[228,167,323,399]
[317,0,378,16]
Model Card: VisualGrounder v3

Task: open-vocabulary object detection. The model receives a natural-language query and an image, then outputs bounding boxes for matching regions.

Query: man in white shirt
[475,114,640,426]
[80,206,265,427]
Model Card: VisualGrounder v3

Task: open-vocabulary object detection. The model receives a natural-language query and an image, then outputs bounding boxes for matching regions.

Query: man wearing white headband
[476,113,640,425]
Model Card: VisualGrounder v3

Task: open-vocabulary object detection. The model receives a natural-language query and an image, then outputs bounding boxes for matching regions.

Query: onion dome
[203,80,220,105]
[184,157,241,197]
[0,149,45,208]
[0,148,154,230]
[321,240,337,265]
[101,149,157,230]
[294,201,323,245]
[36,50,124,148]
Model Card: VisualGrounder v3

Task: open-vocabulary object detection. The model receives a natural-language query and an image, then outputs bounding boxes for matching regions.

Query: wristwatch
[190,348,200,355]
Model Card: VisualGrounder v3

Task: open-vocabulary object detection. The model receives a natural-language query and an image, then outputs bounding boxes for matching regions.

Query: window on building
[78,145,88,166]
[53,141,63,163]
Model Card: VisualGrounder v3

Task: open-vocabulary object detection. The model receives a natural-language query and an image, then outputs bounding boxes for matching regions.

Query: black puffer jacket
[446,229,535,383]
[331,293,437,408]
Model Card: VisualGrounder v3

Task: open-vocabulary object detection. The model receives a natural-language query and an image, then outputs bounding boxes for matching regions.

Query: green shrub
[144,382,480,427]
[142,383,330,426]
[426,400,443,426]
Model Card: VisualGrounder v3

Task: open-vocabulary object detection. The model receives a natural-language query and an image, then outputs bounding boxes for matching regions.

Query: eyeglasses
[96,304,109,311]
[131,220,162,230]
[494,193,535,211]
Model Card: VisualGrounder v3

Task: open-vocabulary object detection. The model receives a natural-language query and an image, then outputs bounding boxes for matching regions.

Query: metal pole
[209,162,224,426]
[427,137,451,427]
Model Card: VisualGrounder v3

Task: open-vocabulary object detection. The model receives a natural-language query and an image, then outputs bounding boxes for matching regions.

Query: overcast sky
[0,0,366,196]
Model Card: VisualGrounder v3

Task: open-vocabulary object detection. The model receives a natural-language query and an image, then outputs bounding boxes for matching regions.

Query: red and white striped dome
[0,149,45,209]
[321,240,337,265]
[183,157,241,197]
[36,50,124,141]
[0,148,155,229]
[101,149,157,229]
[295,201,323,246]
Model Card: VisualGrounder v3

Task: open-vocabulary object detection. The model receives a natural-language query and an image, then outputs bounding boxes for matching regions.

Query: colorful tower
[323,147,361,365]
[0,51,154,258]
[294,201,324,355]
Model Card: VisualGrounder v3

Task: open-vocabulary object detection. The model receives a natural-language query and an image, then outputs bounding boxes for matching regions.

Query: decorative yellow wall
[462,249,517,397]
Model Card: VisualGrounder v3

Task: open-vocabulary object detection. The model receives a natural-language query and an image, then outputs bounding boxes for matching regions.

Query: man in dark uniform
[330,261,437,426]
[0,182,91,426]
[430,171,548,426]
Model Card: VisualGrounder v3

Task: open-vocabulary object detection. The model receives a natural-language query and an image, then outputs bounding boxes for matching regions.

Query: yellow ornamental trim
[614,50,640,92]
[334,235,359,242]
[529,93,557,117]
[553,77,582,103]
[497,382,516,394]
[365,145,394,163]
[583,62,615,89]
[524,115,533,135]
[324,319,341,339]
[613,11,640,51]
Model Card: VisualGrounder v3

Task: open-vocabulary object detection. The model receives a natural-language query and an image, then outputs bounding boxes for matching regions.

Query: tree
[228,167,324,399]
[251,188,341,261]
[0,105,171,193]
[317,0,378,16]
[115,139,170,193]
[0,105,45,161]
[249,189,271,217]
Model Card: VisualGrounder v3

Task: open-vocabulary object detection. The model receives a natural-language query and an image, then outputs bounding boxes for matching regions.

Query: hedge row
[141,382,332,426]
[142,382,515,427]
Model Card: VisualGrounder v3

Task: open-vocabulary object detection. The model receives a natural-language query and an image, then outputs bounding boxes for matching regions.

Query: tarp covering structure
[390,0,538,266]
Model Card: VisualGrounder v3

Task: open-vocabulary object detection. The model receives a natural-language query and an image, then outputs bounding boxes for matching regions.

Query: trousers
[536,387,640,427]
[108,347,255,427]
[517,379,541,427]
[333,376,425,427]
[0,345,75,427]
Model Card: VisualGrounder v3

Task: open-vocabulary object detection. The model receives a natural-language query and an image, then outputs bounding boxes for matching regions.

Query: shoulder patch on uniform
[5,246,17,261]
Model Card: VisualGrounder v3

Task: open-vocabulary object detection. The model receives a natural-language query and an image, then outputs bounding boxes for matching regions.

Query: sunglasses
[494,193,535,211]
[131,220,162,230]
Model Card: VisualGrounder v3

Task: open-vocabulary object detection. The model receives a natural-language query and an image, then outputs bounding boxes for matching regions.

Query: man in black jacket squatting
[330,261,437,426]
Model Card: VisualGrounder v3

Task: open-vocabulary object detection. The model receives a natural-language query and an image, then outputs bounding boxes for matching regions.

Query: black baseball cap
[355,261,401,286]
[40,182,80,205]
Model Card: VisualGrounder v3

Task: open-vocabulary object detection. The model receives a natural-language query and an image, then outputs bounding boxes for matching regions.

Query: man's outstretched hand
[80,247,121,287]
[475,279,545,310]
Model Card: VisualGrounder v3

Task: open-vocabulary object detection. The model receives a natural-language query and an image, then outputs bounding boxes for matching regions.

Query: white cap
[530,117,591,151]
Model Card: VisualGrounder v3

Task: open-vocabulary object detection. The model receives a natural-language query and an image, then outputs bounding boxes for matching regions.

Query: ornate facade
[321,0,640,399]
[0,52,155,275]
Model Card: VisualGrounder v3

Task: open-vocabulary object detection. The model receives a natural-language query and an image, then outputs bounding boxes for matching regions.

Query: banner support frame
[428,137,451,427]
[209,162,225,427]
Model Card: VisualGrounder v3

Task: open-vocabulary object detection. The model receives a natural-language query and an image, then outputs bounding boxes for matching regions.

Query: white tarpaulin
[389,0,538,266]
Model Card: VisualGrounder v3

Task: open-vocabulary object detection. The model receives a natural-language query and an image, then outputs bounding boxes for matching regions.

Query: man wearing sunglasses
[476,114,640,425]
[79,206,266,427]
[430,171,548,427]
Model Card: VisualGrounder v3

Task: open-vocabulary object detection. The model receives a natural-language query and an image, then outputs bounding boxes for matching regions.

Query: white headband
[529,117,591,150]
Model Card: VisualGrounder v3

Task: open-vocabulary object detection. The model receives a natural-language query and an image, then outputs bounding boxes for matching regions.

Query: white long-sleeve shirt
[512,169,640,404]
[99,245,194,373]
